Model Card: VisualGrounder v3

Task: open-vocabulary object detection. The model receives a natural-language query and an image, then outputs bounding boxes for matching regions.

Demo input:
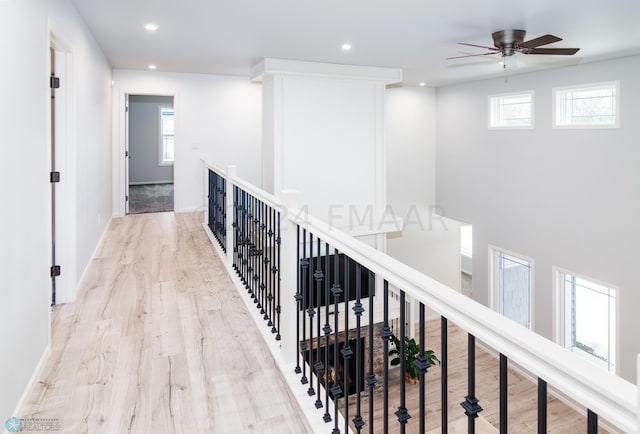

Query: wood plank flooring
[21,212,310,434]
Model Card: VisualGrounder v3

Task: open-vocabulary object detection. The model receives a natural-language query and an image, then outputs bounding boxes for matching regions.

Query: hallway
[21,212,309,433]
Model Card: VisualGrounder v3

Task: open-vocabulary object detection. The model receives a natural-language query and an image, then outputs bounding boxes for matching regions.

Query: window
[160,107,174,165]
[490,247,532,328]
[555,269,616,372]
[553,81,619,128]
[489,91,534,129]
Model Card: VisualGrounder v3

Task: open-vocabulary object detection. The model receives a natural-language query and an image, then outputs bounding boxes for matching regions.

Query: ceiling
[71,0,640,87]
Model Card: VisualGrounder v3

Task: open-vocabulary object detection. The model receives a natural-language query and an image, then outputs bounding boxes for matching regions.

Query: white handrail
[205,161,226,177]
[289,208,638,433]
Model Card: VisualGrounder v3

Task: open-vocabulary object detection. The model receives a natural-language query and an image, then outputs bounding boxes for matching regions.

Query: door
[50,47,58,306]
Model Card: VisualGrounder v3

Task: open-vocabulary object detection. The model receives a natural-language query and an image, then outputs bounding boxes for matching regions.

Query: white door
[125,94,130,214]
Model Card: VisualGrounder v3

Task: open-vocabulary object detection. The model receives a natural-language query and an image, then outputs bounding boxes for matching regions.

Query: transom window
[160,107,174,165]
[488,91,534,129]
[553,81,619,128]
[555,269,616,372]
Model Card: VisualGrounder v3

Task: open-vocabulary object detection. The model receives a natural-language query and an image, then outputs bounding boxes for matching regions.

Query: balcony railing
[204,162,639,434]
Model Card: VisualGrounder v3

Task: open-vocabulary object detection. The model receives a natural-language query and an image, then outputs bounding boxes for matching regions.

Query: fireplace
[303,337,366,398]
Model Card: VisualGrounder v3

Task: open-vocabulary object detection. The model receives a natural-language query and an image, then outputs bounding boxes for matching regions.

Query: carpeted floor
[128,183,174,214]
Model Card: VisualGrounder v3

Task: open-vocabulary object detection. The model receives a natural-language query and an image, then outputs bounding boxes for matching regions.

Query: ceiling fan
[448,29,580,61]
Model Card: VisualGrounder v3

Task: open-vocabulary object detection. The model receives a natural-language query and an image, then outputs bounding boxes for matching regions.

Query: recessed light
[145,23,159,31]
[341,43,352,51]
[419,82,426,87]
[148,64,157,70]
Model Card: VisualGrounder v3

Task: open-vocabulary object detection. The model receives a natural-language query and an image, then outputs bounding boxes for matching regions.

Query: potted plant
[389,334,440,384]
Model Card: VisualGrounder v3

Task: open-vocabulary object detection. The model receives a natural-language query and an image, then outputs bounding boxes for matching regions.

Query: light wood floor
[341,319,609,433]
[21,212,311,434]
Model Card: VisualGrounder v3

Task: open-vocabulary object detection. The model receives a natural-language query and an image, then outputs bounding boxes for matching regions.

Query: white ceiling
[71,0,640,87]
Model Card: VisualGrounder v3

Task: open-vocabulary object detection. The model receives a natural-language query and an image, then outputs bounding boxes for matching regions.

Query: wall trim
[128,180,173,185]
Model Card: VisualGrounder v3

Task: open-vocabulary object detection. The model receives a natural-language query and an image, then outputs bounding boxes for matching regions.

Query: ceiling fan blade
[526,47,580,55]
[519,34,562,48]
[457,42,499,51]
[447,52,500,60]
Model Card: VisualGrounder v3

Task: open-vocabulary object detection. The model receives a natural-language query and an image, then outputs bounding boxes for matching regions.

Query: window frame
[552,266,619,374]
[488,245,535,329]
[488,90,535,130]
[552,81,620,129]
[159,106,175,166]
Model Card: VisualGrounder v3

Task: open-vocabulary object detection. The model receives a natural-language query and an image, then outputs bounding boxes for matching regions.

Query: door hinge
[50,171,60,183]
[50,76,60,89]
[126,195,129,202]
[125,151,129,157]
[50,265,61,278]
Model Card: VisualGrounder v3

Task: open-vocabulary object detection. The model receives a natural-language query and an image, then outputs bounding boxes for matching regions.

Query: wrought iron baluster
[587,409,598,434]
[396,290,410,431]
[500,354,508,434]
[538,378,547,434]
[322,241,332,423]
[331,249,343,434]
[294,225,302,375]
[307,233,315,397]
[342,254,352,434]
[367,271,377,434]
[275,209,281,340]
[300,228,309,385]
[416,302,430,433]
[352,262,364,432]
[461,334,482,433]
[381,280,392,434]
[441,316,448,434]
[314,237,323,408]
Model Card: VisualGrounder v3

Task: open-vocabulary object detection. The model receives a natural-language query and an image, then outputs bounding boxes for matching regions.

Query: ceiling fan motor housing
[492,29,526,56]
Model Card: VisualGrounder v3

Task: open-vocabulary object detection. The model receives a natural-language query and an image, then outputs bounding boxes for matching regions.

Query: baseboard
[128,181,173,185]
[5,344,52,433]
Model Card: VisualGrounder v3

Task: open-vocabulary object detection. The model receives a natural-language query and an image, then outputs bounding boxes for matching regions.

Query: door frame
[48,23,77,305]
[114,89,178,217]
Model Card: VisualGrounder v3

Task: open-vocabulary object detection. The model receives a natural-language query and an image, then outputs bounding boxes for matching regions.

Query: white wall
[0,0,112,420]
[128,95,174,184]
[385,87,459,291]
[436,55,640,382]
[112,70,262,215]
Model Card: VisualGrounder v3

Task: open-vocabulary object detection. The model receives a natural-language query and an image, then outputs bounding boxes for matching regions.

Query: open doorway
[126,95,174,214]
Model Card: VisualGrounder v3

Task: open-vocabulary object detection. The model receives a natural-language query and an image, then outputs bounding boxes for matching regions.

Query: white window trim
[488,245,535,329]
[488,90,535,130]
[552,266,620,375]
[552,81,620,129]
[159,106,174,166]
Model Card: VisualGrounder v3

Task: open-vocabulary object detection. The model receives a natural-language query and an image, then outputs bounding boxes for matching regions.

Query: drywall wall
[0,0,112,421]
[128,95,174,184]
[385,87,460,291]
[112,70,262,215]
[436,55,640,382]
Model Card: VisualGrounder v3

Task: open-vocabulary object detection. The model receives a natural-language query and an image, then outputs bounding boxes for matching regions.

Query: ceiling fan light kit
[448,29,580,62]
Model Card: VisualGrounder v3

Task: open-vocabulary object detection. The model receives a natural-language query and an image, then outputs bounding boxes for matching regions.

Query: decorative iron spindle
[500,353,508,434]
[314,238,323,408]
[441,316,448,433]
[367,271,377,434]
[461,334,483,432]
[352,262,364,431]
[323,241,332,423]
[416,302,430,433]
[294,225,302,375]
[307,233,316,397]
[587,409,598,434]
[342,255,352,434]
[274,210,281,340]
[207,170,226,251]
[300,229,309,385]
[396,290,411,431]
[381,280,392,434]
[538,378,547,434]
[331,249,343,434]
[232,186,239,273]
